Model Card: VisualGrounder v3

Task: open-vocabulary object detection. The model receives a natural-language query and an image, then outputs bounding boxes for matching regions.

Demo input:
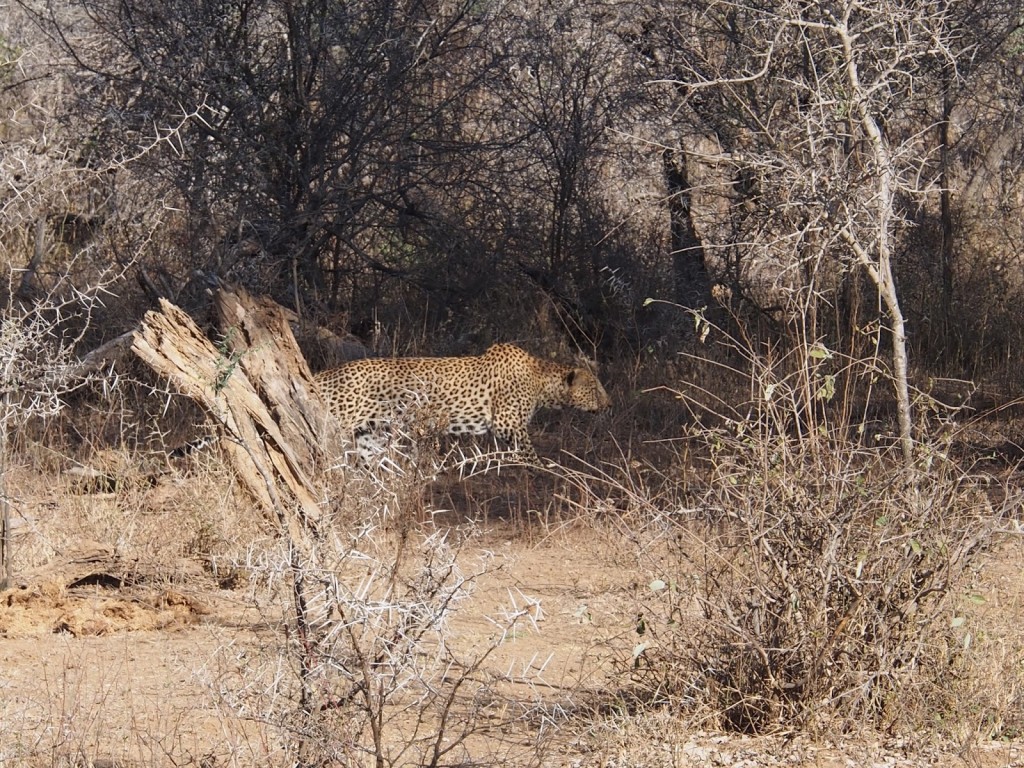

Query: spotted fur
[314,343,611,465]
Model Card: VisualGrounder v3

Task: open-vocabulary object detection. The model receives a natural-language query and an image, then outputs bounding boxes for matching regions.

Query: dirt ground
[1,463,1022,768]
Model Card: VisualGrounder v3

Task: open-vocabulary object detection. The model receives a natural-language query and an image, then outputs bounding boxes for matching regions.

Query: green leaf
[808,343,833,360]
[816,374,836,402]
[649,579,667,593]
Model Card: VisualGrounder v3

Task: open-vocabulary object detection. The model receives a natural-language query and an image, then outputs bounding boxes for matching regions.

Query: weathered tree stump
[130,288,339,532]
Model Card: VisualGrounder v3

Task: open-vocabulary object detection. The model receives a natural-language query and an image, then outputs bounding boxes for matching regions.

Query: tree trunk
[839,21,914,465]
[131,287,339,532]
[663,147,711,311]
[938,81,956,356]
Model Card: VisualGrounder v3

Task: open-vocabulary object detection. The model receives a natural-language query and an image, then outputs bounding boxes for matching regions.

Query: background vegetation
[4,1,1023,370]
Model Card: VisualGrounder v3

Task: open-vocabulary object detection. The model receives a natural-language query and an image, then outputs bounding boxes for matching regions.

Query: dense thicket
[3,0,1024,372]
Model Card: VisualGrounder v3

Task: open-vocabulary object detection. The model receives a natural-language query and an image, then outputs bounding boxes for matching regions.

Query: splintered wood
[130,289,338,532]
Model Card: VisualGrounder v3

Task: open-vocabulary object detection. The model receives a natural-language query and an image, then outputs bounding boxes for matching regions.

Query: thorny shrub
[202,455,549,768]
[605,316,1008,737]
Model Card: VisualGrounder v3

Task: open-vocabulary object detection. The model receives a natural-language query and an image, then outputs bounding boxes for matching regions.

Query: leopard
[313,343,611,466]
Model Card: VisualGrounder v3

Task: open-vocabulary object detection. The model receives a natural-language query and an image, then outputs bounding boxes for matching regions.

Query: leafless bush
[583,316,1006,738]
[0,260,135,586]
[203,491,548,767]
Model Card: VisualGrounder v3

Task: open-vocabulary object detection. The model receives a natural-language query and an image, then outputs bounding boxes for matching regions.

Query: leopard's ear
[565,369,577,386]
[574,353,598,373]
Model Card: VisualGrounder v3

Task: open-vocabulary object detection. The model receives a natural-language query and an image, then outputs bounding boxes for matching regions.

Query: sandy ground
[1,473,1022,767]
